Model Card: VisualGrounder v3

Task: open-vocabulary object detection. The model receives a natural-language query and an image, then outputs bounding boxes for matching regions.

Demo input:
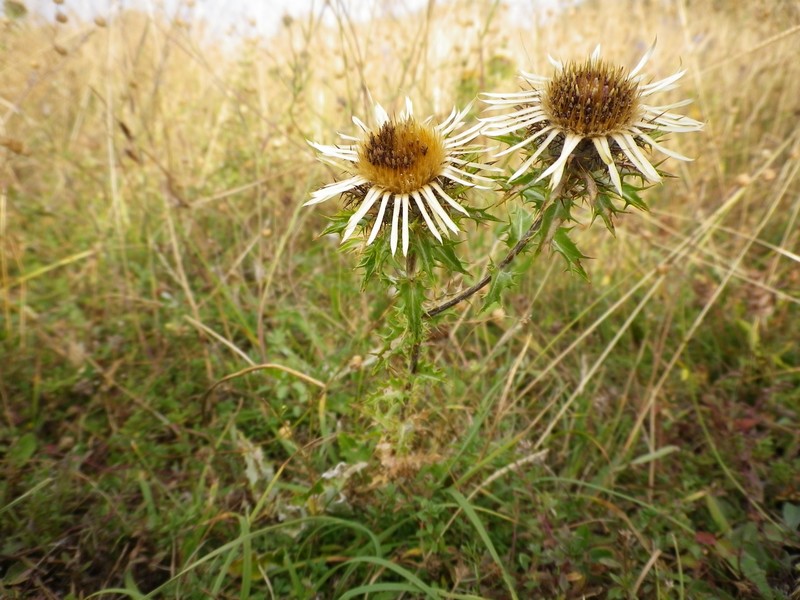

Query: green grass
[1,1,799,598]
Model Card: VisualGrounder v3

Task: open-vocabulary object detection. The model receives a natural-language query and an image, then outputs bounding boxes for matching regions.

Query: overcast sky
[18,0,563,39]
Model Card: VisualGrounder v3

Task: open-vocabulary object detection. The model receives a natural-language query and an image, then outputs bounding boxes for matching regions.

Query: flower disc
[357,119,446,195]
[543,59,640,137]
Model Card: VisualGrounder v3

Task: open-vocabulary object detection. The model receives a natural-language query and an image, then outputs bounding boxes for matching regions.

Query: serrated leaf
[622,184,649,212]
[551,227,589,280]
[481,267,516,312]
[358,247,380,286]
[356,235,396,287]
[414,235,437,276]
[505,170,537,186]
[431,241,467,274]
[521,184,547,210]
[399,279,425,341]
[320,212,351,236]
[505,207,534,249]
[553,197,575,222]
[534,202,559,255]
[592,193,620,234]
[468,206,503,224]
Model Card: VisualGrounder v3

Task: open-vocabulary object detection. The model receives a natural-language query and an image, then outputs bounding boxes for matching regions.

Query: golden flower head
[306,98,495,256]
[481,42,703,194]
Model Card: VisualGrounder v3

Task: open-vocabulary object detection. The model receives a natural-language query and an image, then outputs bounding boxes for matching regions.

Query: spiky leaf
[431,241,467,274]
[552,227,589,280]
[505,206,535,249]
[481,267,516,312]
[399,278,425,341]
[592,193,621,235]
[621,183,649,212]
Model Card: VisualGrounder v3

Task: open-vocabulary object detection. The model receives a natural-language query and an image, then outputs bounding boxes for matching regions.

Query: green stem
[409,339,421,375]
[405,250,422,375]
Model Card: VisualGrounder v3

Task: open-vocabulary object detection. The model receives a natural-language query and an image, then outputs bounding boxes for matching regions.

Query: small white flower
[306,98,495,256]
[481,42,703,193]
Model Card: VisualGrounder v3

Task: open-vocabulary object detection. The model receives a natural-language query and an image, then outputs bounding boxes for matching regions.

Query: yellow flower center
[543,59,640,137]
[357,119,446,194]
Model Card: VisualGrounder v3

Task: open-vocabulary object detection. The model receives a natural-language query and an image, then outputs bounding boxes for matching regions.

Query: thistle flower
[306,98,494,256]
[481,43,703,194]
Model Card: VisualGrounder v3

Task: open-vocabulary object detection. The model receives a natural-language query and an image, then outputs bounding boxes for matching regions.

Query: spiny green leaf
[320,211,351,236]
[431,240,467,274]
[551,227,589,280]
[533,202,559,256]
[358,245,380,285]
[504,170,537,186]
[487,133,522,147]
[622,183,649,212]
[521,184,547,210]
[592,193,620,235]
[415,235,437,276]
[553,197,575,222]
[356,235,396,288]
[504,206,535,249]
[481,267,516,312]
[466,206,503,224]
[399,278,425,341]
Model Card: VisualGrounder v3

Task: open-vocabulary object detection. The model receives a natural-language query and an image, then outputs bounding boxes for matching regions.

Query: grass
[1,0,799,598]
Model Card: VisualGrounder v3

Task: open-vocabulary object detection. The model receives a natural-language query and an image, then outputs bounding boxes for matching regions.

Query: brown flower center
[543,59,640,137]
[357,119,446,194]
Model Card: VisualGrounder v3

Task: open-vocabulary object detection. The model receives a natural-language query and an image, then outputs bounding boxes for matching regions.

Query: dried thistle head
[482,42,704,194]
[306,98,495,256]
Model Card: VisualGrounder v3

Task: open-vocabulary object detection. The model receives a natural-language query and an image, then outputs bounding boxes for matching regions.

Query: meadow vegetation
[1,0,799,597]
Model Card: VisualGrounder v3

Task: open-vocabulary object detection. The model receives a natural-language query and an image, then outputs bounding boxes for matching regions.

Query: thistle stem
[409,340,422,375]
[406,250,422,375]
[424,214,543,318]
